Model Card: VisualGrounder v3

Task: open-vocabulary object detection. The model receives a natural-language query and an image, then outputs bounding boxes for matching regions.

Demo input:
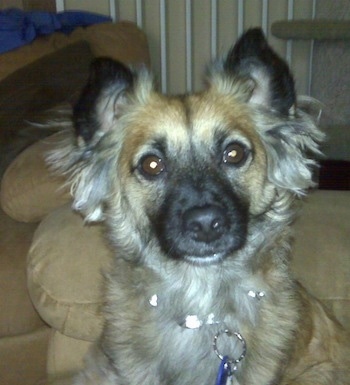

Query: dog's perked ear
[47,58,150,222]
[209,28,324,194]
[223,28,296,116]
[73,58,134,146]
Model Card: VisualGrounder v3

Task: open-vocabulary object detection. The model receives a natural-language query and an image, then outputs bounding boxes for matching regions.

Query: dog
[48,28,350,385]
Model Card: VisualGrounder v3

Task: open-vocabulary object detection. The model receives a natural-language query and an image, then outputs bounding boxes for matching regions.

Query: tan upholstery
[292,190,350,327]
[0,21,150,82]
[1,133,71,222]
[28,204,111,342]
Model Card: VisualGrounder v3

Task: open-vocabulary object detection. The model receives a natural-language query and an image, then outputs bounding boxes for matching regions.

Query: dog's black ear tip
[241,27,266,40]
[233,28,268,51]
[72,57,137,146]
[90,57,127,71]
[224,28,268,69]
[87,57,134,87]
[222,27,297,115]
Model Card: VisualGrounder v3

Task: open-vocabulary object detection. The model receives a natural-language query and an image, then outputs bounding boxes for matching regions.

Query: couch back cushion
[0,132,71,222]
[0,40,93,178]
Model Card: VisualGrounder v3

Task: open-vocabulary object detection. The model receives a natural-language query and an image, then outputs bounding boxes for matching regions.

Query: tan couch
[0,21,349,385]
[0,21,149,385]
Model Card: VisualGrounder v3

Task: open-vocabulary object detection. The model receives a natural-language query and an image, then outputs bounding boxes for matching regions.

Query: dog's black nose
[183,205,227,243]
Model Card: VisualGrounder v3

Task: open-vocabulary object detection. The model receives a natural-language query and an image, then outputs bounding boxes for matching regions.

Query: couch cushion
[0,326,50,385]
[1,132,71,222]
[292,190,350,328]
[69,21,150,67]
[0,21,150,82]
[27,191,350,347]
[0,40,93,144]
[0,208,45,337]
[47,330,91,381]
[27,204,113,341]
[0,40,93,176]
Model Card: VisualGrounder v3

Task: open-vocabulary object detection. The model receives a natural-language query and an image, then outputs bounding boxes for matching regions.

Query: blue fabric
[0,8,111,54]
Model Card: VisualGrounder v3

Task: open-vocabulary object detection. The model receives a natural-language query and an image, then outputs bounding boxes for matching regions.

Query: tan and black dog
[49,29,350,384]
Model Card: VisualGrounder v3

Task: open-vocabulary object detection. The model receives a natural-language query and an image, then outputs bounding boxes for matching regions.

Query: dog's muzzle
[154,178,248,264]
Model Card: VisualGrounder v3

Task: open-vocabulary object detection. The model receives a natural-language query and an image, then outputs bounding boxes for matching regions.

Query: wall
[310,0,350,160]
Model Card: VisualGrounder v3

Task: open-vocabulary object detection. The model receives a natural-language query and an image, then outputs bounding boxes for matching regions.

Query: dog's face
[50,29,323,267]
[115,90,270,265]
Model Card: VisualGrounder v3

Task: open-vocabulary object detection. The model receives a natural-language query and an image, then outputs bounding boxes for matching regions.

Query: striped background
[56,0,317,96]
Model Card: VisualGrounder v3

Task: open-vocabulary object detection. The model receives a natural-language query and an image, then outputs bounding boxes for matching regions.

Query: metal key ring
[213,329,247,365]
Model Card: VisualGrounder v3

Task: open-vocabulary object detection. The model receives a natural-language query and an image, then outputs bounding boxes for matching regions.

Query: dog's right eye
[222,142,247,166]
[139,155,165,177]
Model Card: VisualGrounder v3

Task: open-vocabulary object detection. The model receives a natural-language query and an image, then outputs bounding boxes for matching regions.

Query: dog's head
[49,28,323,267]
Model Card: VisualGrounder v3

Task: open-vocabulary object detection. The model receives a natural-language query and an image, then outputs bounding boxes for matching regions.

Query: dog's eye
[140,155,165,177]
[222,143,247,165]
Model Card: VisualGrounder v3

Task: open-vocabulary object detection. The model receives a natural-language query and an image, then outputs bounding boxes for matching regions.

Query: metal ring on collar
[213,329,247,365]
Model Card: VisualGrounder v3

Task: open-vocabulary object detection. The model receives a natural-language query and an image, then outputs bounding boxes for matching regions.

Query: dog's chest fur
[104,253,299,385]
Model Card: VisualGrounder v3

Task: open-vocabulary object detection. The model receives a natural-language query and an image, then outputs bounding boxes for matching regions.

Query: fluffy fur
[48,28,350,384]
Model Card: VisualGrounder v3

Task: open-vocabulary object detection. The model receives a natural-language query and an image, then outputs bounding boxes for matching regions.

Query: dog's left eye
[139,155,165,177]
[222,143,247,165]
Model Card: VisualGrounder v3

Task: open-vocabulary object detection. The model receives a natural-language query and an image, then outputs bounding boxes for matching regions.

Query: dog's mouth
[183,252,228,266]
[174,232,246,266]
